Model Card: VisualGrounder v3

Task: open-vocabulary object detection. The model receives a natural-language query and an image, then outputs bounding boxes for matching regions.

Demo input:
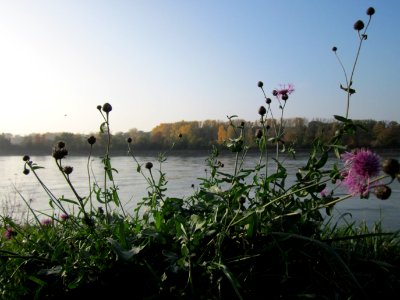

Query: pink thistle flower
[273,83,295,100]
[341,148,381,196]
[41,218,53,226]
[60,213,69,221]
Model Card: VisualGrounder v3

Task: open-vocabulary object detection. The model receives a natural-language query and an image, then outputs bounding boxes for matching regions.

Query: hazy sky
[0,0,399,135]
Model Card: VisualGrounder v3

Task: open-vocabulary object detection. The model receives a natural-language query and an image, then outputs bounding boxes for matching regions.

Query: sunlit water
[1,151,399,230]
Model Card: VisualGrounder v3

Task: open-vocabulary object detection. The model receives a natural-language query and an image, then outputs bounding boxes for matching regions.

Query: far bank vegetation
[1,118,400,155]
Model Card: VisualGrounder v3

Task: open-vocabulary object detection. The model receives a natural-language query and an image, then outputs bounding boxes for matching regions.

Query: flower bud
[332,46,337,52]
[374,185,391,200]
[266,98,271,104]
[281,94,289,101]
[57,141,66,149]
[22,155,30,162]
[257,81,264,88]
[178,133,183,138]
[366,7,375,16]
[87,136,96,145]
[127,137,133,143]
[97,105,102,110]
[145,162,153,170]
[23,168,30,175]
[256,129,263,139]
[258,106,267,116]
[102,103,112,113]
[272,90,278,96]
[382,158,400,178]
[354,20,365,31]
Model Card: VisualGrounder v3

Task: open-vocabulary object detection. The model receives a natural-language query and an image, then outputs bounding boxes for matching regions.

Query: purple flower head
[4,227,16,240]
[60,213,69,221]
[341,148,381,196]
[41,218,53,226]
[273,84,295,100]
[342,149,381,178]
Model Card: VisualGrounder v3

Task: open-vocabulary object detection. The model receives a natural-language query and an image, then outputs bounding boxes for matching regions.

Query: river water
[1,151,399,230]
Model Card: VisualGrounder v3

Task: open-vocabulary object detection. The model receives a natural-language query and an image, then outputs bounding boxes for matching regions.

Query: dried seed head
[57,141,66,149]
[382,158,400,178]
[23,168,30,175]
[145,162,153,170]
[374,185,391,200]
[63,166,73,175]
[102,103,112,113]
[258,106,267,116]
[366,7,375,16]
[272,90,278,96]
[97,105,102,110]
[257,81,264,88]
[178,133,183,138]
[22,155,30,162]
[256,129,263,139]
[332,46,337,52]
[281,94,289,101]
[354,20,365,31]
[87,136,96,145]
[127,137,133,143]
[52,148,68,160]
[266,98,272,104]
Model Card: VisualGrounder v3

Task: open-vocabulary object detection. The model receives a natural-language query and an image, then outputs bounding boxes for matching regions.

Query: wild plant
[1,5,400,300]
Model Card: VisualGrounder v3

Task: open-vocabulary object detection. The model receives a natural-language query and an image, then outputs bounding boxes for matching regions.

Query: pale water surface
[1,151,399,230]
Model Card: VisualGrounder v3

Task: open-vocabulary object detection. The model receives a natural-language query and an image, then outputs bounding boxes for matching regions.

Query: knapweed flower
[102,103,112,113]
[63,166,73,175]
[41,218,53,226]
[52,141,68,160]
[4,227,17,240]
[258,106,267,116]
[341,148,381,196]
[354,20,365,31]
[272,84,295,101]
[374,185,391,200]
[381,158,400,179]
[87,135,96,145]
[366,7,375,16]
[60,213,69,221]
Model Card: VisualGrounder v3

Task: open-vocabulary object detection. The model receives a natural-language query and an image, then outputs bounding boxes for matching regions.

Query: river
[1,150,399,230]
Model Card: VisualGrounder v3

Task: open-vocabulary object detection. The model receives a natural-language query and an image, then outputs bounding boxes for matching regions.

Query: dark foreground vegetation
[1,117,400,155]
[2,6,400,300]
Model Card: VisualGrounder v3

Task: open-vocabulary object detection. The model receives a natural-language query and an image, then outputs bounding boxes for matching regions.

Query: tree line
[1,118,399,155]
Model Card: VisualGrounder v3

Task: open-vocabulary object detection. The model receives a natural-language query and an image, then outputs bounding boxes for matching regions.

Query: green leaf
[333,115,348,122]
[107,238,144,261]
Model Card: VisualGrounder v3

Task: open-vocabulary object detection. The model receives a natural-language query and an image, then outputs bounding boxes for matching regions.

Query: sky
[0,0,399,136]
